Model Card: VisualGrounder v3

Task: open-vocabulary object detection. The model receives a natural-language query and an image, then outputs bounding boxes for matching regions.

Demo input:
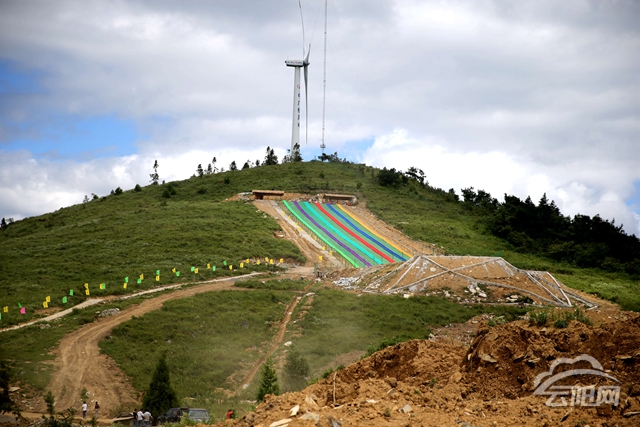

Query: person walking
[94,401,100,418]
[132,409,138,427]
[137,409,144,427]
[81,401,88,420]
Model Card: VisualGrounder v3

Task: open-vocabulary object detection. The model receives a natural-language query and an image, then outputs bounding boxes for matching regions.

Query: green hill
[0,159,638,326]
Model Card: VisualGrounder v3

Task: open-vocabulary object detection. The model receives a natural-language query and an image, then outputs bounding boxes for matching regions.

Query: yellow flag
[156,275,160,281]
[240,262,244,268]
[172,268,176,273]
[123,283,127,289]
[265,257,269,262]
[246,259,249,264]
[269,259,274,264]
[46,295,51,302]
[319,255,323,261]
[3,306,7,313]
[43,301,48,308]
[229,265,233,270]
[195,268,199,274]
[207,263,210,269]
[84,283,88,289]
[257,260,261,265]
[322,246,325,250]
[140,274,144,280]
[280,258,283,264]
[85,289,90,295]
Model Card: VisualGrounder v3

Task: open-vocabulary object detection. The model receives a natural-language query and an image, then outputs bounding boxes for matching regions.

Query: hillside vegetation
[1,159,638,326]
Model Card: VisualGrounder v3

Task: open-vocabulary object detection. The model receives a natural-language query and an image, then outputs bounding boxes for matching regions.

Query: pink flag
[20,307,26,315]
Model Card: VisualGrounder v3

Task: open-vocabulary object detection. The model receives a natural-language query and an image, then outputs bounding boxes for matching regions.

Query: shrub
[554,319,568,328]
[528,310,549,327]
[114,187,123,195]
[134,184,142,192]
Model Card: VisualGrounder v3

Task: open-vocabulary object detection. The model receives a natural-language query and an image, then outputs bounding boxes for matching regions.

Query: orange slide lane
[315,202,394,263]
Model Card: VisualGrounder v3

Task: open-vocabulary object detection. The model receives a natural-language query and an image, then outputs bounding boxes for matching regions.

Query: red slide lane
[315,202,394,263]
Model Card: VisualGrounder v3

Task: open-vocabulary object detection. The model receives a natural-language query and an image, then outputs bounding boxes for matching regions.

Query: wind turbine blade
[299,0,306,57]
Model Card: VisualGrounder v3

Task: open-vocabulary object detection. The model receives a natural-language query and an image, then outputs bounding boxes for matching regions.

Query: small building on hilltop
[321,193,357,205]
[252,190,285,200]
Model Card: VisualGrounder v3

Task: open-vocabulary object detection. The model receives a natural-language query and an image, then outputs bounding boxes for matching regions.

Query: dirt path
[238,281,315,390]
[45,275,261,414]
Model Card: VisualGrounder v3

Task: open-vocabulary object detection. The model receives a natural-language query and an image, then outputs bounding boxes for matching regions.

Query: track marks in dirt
[47,277,253,412]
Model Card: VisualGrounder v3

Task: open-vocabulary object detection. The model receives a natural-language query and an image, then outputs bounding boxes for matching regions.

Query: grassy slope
[0,160,637,410]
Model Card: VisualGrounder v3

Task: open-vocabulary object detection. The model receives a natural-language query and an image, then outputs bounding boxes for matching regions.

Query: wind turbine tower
[285,52,309,154]
[285,1,310,155]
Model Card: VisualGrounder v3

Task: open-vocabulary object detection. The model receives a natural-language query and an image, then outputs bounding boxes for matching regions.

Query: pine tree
[290,143,303,162]
[150,160,160,185]
[256,358,279,402]
[196,164,204,177]
[283,347,310,392]
[142,353,179,418]
[229,161,237,171]
[263,146,279,166]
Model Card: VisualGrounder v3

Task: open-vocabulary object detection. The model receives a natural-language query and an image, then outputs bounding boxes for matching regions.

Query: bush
[134,184,142,192]
[283,347,310,392]
[114,187,123,195]
[528,310,549,327]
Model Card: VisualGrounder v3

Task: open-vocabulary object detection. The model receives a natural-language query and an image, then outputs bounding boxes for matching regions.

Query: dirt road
[45,276,256,413]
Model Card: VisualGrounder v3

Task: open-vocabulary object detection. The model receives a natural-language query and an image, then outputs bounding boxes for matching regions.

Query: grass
[0,297,143,389]
[98,289,295,411]
[286,289,529,377]
[1,161,637,322]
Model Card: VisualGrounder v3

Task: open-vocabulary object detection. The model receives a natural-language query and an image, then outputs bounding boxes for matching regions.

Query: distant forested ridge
[461,188,640,276]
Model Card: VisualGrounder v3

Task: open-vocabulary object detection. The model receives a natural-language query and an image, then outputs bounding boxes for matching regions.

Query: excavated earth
[214,313,640,427]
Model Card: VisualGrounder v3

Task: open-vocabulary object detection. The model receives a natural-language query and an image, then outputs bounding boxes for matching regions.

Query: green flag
[62,296,68,304]
[137,278,142,284]
[190,266,195,272]
[213,266,216,271]
[176,271,180,277]
[125,277,129,283]
[18,303,21,308]
[223,260,227,266]
[156,270,160,276]
[69,289,74,296]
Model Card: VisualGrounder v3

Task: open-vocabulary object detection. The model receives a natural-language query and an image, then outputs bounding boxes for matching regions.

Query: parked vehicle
[156,407,189,425]
[187,409,210,423]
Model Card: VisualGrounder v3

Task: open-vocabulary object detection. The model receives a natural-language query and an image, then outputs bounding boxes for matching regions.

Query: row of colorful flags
[0,257,285,320]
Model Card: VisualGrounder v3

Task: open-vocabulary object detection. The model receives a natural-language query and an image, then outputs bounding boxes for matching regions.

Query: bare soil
[215,314,640,427]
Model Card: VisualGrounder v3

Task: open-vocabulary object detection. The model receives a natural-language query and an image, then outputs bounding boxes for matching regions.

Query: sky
[0,0,639,236]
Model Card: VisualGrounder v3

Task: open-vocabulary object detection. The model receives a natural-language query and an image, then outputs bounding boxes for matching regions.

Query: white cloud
[0,0,638,237]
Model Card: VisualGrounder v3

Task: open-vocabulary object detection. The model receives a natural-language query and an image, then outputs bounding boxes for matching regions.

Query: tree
[263,146,278,166]
[83,195,89,203]
[283,348,310,392]
[150,160,160,185]
[212,157,218,173]
[134,184,142,192]
[290,143,303,162]
[229,161,238,171]
[196,164,204,177]
[142,353,179,418]
[206,163,213,175]
[242,160,250,170]
[256,358,279,402]
[0,218,6,229]
[91,193,99,200]
[114,187,123,195]
[0,361,20,415]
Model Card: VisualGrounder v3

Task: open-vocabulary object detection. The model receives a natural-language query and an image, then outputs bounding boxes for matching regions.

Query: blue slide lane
[302,202,383,265]
[293,201,372,267]
[283,201,361,267]
[326,203,408,262]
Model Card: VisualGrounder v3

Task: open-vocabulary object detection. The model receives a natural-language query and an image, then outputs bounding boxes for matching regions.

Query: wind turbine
[285,1,310,155]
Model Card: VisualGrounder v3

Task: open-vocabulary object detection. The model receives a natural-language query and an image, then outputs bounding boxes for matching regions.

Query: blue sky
[0,0,638,236]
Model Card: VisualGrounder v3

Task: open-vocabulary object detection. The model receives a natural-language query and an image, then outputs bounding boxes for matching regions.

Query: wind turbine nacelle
[285,59,304,67]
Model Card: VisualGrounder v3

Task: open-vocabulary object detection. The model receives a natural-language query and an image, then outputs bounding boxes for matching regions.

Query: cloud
[0,0,638,237]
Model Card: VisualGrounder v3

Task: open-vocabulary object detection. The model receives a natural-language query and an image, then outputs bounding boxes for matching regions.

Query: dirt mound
[217,314,640,427]
[463,313,640,401]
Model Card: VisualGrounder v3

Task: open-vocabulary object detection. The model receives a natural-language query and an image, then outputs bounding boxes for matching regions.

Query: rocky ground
[213,313,640,427]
